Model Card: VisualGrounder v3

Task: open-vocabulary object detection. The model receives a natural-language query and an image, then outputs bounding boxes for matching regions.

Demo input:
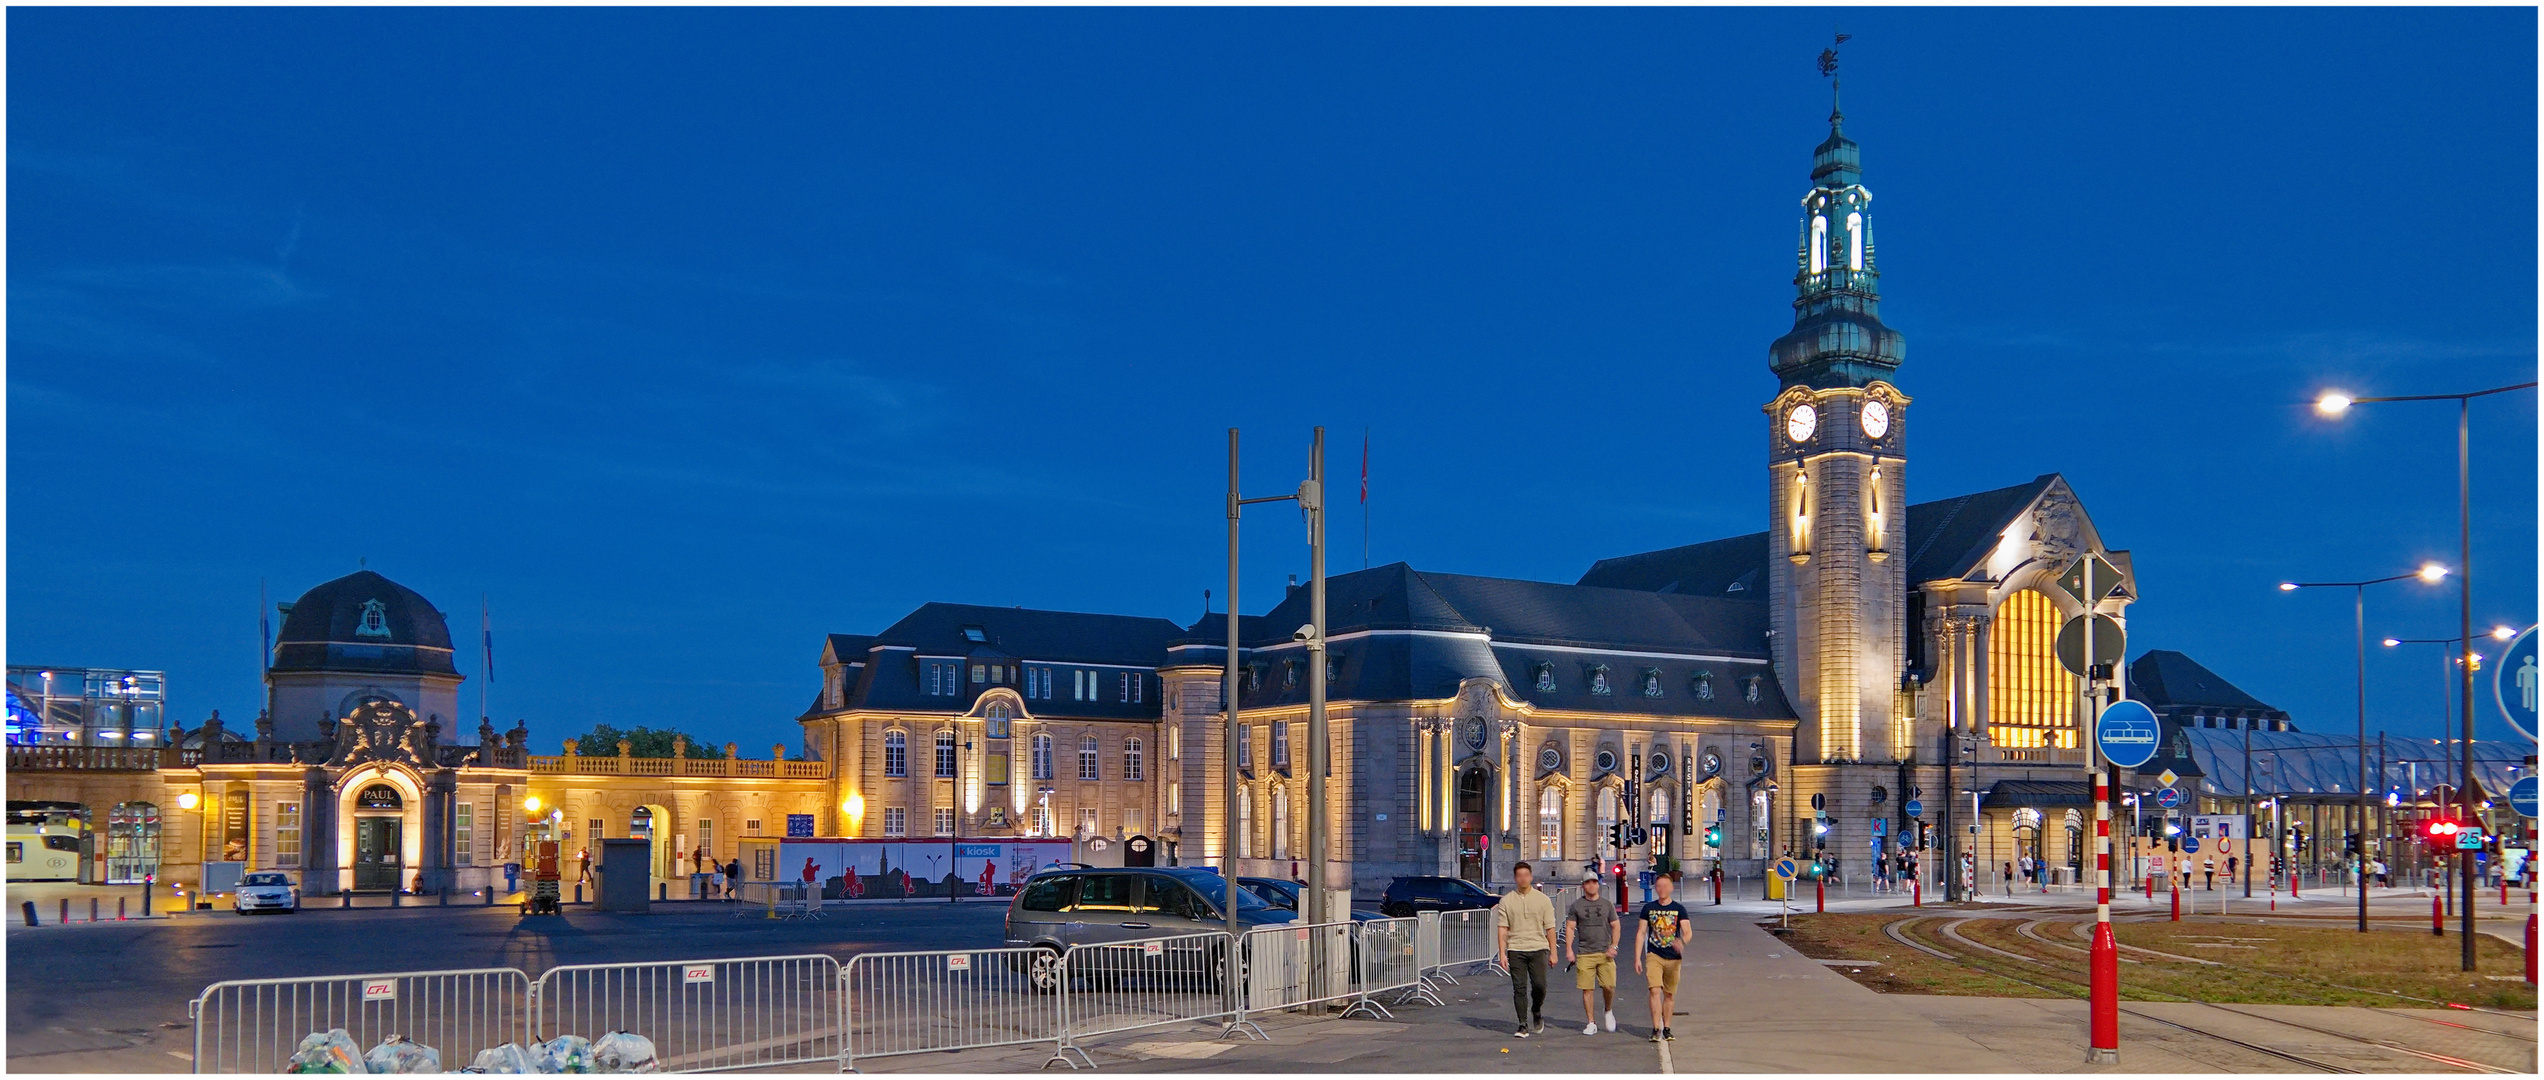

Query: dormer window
[1641,669,1663,698]
[356,599,392,639]
[962,626,987,643]
[1693,671,1715,701]
[1743,676,1761,704]
[1246,664,1263,692]
[1533,663,1556,693]
[1589,665,1612,696]
[1282,660,1299,690]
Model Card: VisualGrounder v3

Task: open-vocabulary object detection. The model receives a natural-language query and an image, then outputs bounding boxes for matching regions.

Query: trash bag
[283,1028,361,1074]
[468,1043,543,1074]
[538,1035,595,1074]
[362,1034,443,1074]
[590,1031,658,1074]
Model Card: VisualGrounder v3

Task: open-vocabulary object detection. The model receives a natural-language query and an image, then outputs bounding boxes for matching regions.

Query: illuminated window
[1271,787,1290,859]
[1810,215,1828,274]
[1537,787,1563,860]
[1845,211,1864,271]
[1031,734,1054,780]
[935,731,957,778]
[275,801,302,868]
[1124,738,1144,781]
[883,807,907,837]
[884,731,907,777]
[1080,736,1100,781]
[1988,588,2080,749]
[1237,790,1254,858]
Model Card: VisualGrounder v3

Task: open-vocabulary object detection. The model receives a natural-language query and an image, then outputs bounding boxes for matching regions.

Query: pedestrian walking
[2202,855,2216,891]
[2002,861,2014,895]
[2374,858,2389,888]
[1564,876,1621,1035]
[1634,871,1692,1043]
[576,846,592,885]
[2227,855,2239,882]
[1493,861,1559,1038]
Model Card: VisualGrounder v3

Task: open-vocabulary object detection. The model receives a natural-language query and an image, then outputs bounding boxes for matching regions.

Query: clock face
[1786,403,1818,444]
[1861,399,1891,439]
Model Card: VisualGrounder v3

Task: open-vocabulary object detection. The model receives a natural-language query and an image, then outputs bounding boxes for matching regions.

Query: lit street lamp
[2313,380,2535,969]
[2278,565,2448,931]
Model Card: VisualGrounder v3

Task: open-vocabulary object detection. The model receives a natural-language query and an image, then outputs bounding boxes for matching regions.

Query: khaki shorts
[1644,956,1682,994]
[1574,952,1616,990]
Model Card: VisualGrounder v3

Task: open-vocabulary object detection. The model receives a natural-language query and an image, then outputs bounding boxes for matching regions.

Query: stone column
[302,767,337,894]
[420,768,456,892]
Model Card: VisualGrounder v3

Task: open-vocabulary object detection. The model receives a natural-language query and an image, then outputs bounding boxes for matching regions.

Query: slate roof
[269,570,460,677]
[1576,475,2064,594]
[1228,564,1794,721]
[2127,651,2286,717]
[1980,779,2096,809]
[817,603,1186,722]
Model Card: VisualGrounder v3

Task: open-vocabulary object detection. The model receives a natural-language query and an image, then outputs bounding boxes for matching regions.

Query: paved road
[5,898,1013,1074]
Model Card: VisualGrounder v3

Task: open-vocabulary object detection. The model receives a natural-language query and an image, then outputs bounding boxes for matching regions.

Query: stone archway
[336,767,423,893]
[1456,766,1492,883]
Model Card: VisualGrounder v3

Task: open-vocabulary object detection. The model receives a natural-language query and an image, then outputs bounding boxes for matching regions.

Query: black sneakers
[1664,1028,1676,1042]
[1514,1026,1532,1039]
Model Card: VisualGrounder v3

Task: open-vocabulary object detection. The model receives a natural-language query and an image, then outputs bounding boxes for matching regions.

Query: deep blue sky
[10,8,2537,755]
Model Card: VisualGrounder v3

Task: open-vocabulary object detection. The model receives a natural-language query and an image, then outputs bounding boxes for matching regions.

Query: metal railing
[1355,916,1437,1009]
[1240,921,1362,1017]
[530,955,845,1073]
[1053,930,1251,1067]
[733,881,825,919]
[7,744,179,771]
[1433,908,1502,977]
[189,968,533,1074]
[841,946,1060,1071]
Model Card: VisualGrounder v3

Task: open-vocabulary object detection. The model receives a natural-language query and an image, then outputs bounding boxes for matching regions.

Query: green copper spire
[1770,36,1903,391]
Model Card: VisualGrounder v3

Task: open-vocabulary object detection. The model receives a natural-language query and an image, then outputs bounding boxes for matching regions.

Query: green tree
[565,723,726,759]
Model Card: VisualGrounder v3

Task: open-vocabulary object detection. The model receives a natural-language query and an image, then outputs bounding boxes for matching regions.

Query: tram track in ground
[1878,914,2527,1074]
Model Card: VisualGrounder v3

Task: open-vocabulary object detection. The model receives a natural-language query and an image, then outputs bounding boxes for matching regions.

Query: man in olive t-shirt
[1563,877,1621,1034]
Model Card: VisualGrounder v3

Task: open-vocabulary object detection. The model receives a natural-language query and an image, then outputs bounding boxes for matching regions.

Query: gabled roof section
[2127,650,2282,714]
[820,634,877,667]
[1576,475,2070,593]
[869,603,1184,666]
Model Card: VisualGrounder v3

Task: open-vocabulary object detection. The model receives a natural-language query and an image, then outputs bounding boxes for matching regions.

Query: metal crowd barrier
[532,954,845,1072]
[1052,930,1252,1067]
[1355,917,1439,1009]
[1240,921,1365,1018]
[1434,908,1502,977]
[733,881,825,920]
[189,967,533,1074]
[840,946,1059,1071]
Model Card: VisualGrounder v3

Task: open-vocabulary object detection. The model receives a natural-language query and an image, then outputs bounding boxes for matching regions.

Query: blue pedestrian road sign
[2495,625,2538,743]
[2180,836,2200,854]
[2509,776,2539,820]
[1903,799,1924,820]
[2155,787,2183,809]
[2095,700,2161,769]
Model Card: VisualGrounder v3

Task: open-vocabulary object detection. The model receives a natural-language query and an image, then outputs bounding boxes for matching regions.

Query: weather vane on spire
[1817,29,1851,121]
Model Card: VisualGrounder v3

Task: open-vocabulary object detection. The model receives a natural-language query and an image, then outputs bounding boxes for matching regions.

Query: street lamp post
[2316,381,2535,968]
[2279,565,2447,931]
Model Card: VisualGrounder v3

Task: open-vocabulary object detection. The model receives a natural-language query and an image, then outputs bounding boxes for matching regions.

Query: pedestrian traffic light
[1703,824,1722,849]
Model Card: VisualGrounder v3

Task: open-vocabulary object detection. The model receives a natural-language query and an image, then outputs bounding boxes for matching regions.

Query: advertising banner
[773,837,1077,900]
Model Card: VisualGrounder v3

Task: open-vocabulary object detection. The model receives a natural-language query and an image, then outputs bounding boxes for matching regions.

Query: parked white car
[233,871,299,915]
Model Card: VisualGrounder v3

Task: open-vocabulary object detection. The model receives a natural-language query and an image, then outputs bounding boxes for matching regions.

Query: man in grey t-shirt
[1563,877,1621,1034]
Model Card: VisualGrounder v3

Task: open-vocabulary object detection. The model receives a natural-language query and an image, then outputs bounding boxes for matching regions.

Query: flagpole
[1361,428,1370,570]
[480,594,491,725]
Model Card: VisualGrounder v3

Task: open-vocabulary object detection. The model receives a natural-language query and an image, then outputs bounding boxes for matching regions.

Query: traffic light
[1608,822,1626,849]
[1703,824,1723,849]
[2423,817,2463,845]
[1812,813,1829,851]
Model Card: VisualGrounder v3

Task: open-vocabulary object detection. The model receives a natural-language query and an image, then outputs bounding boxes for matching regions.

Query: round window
[1869,785,1888,805]
[1649,752,1671,777]
[1594,749,1618,773]
[1538,745,1563,773]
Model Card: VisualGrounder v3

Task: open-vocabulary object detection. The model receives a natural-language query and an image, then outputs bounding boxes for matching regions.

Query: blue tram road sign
[2095,700,2161,769]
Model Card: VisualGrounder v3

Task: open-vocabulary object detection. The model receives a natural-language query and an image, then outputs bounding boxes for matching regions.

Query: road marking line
[1656,1035,1673,1073]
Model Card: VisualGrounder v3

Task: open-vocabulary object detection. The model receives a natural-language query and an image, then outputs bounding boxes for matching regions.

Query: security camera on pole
[2058,554,2136,1065]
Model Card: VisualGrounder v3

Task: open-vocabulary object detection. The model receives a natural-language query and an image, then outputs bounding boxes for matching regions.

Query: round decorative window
[1538,745,1563,773]
[1648,752,1671,777]
[1594,748,1618,773]
[1699,751,1723,778]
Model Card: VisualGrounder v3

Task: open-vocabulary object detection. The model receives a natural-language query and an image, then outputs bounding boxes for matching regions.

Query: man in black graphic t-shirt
[1633,872,1693,1043]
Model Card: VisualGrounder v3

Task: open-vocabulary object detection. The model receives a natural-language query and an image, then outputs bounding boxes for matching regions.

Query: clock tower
[1764,89,1910,771]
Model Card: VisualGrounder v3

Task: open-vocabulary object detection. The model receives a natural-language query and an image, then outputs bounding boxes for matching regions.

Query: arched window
[1650,789,1673,829]
[1810,215,1828,274]
[883,731,908,777]
[1271,787,1291,860]
[1595,787,1619,852]
[1988,588,2080,750]
[1537,787,1563,860]
[1845,211,1864,271]
[1079,736,1100,781]
[1124,738,1144,781]
[934,731,958,778]
[1236,789,1255,859]
[1031,734,1054,780]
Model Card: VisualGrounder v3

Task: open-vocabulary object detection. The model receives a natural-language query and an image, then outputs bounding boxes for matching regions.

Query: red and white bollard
[2434,891,2447,937]
[1816,875,1826,913]
[2523,866,2535,986]
[2088,770,2119,1064]
[2170,879,2180,922]
[1913,877,1922,907]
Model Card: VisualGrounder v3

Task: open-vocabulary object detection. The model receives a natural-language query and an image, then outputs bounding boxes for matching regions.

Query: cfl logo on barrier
[682,965,715,985]
[362,980,397,1002]
[1142,941,1163,957]
[946,954,972,972]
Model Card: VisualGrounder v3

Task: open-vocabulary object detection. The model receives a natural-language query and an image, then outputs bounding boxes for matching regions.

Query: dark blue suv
[1379,875,1497,918]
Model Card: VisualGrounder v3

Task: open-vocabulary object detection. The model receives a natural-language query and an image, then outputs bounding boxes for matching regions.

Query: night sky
[9,8,2536,754]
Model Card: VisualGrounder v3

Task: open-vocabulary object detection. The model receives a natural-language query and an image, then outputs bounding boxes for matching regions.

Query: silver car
[232,871,299,915]
[1003,868,1291,991]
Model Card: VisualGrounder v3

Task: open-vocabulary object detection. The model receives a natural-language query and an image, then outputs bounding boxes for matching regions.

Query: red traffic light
[2423,818,2463,840]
